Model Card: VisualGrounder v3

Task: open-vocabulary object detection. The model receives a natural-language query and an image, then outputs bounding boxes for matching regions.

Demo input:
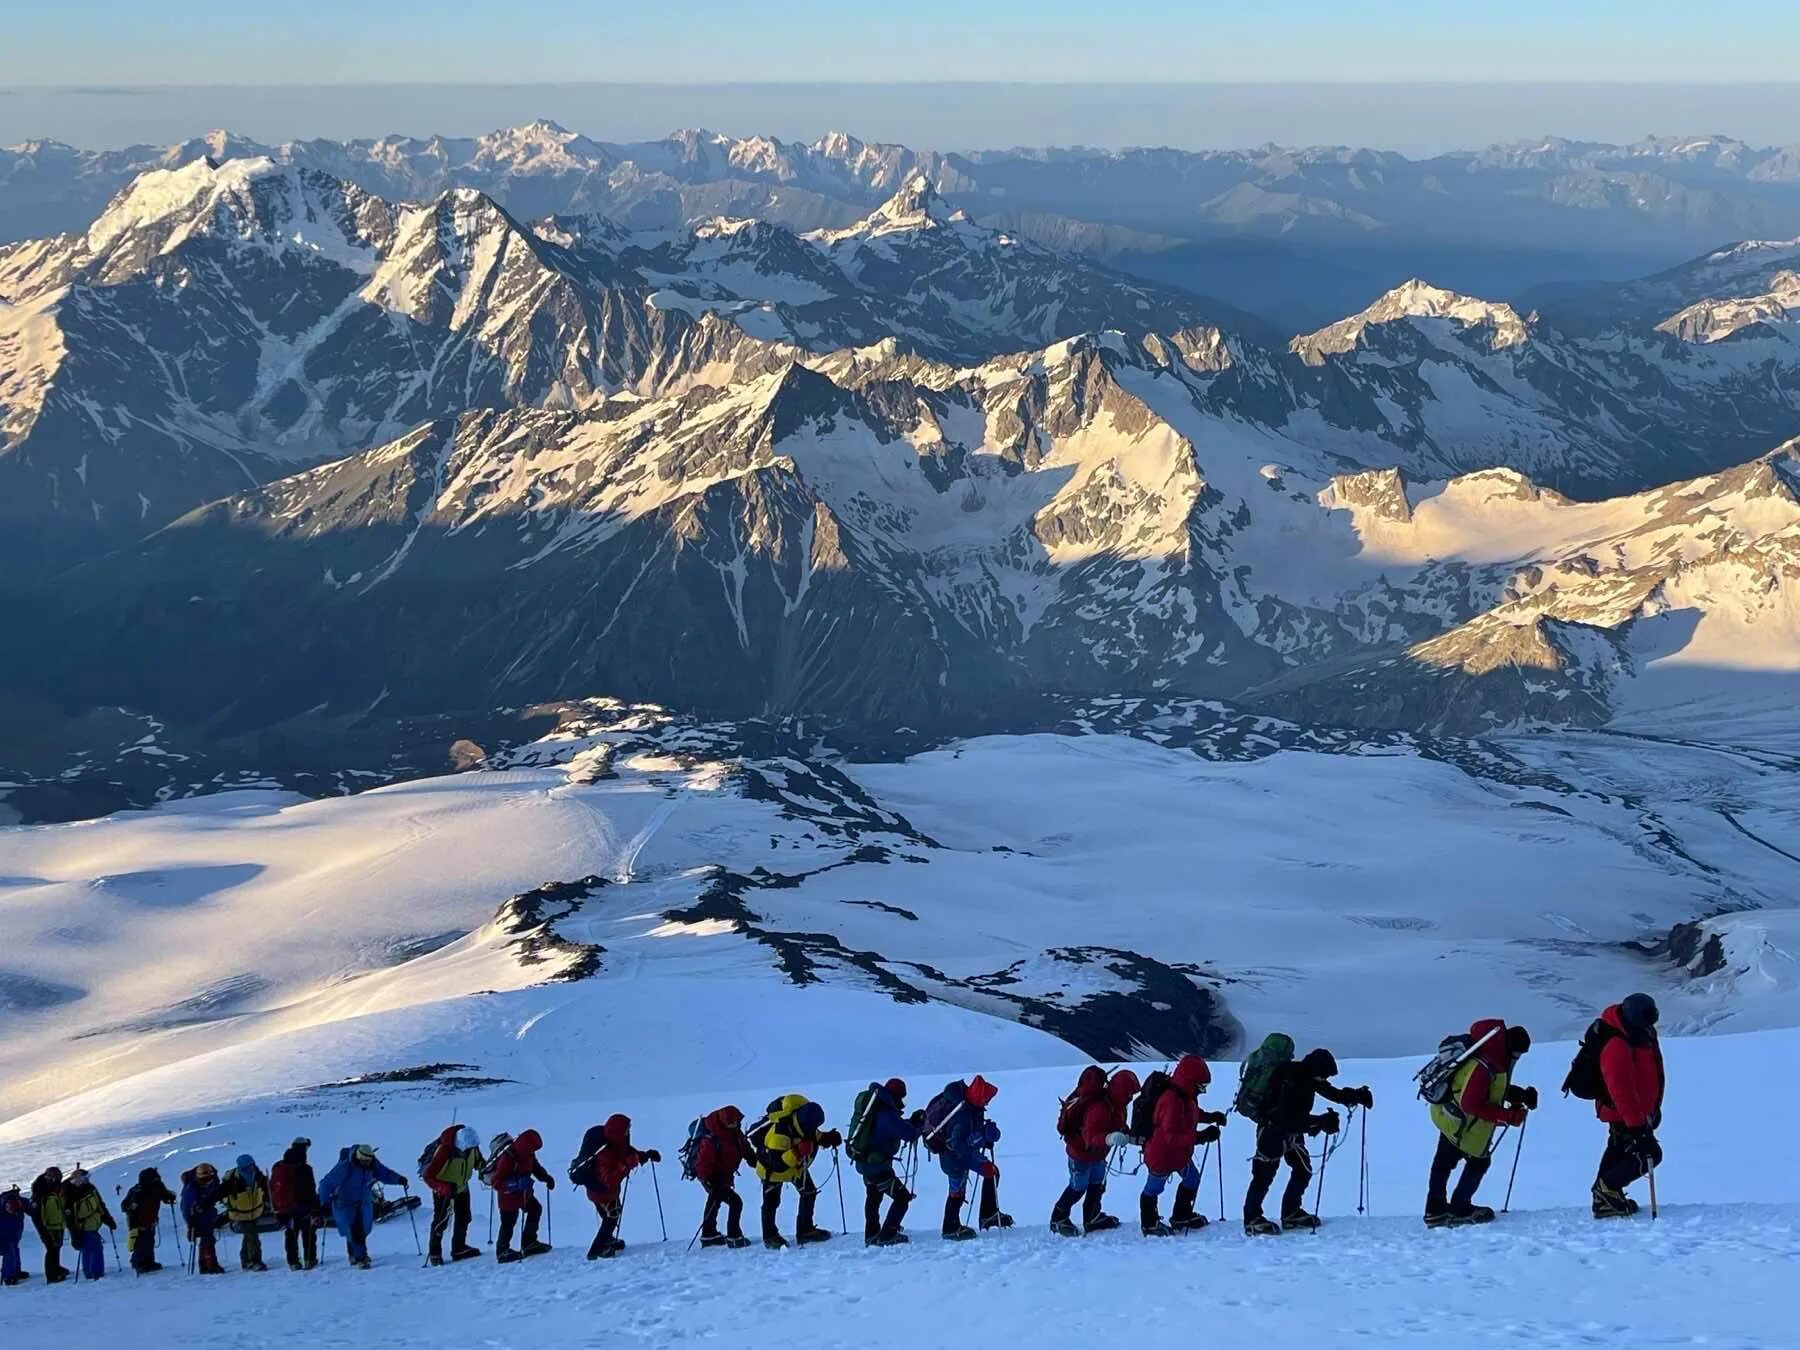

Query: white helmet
[455,1126,479,1152]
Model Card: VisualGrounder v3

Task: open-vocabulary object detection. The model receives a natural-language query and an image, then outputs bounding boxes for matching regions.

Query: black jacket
[1264,1062,1357,1135]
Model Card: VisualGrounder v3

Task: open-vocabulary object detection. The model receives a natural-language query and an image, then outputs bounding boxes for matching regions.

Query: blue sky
[10,0,1800,85]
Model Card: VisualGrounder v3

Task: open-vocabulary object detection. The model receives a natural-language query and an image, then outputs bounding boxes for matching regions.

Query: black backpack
[920,1083,964,1155]
[1562,1018,1621,1105]
[568,1124,609,1188]
[677,1117,711,1182]
[415,1138,439,1183]
[1128,1070,1172,1142]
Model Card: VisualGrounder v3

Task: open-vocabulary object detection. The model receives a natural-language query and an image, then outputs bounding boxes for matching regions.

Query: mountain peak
[819,173,963,244]
[1291,279,1530,363]
[86,155,287,253]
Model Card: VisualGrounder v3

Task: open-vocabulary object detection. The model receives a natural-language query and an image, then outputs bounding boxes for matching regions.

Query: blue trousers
[1,1237,20,1281]
[75,1230,105,1279]
[1142,1162,1202,1197]
[1066,1159,1107,1191]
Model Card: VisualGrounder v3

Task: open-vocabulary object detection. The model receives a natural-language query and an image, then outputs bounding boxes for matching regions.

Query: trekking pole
[168,1203,187,1268]
[1311,1112,1343,1233]
[1357,1108,1369,1216]
[649,1162,668,1242]
[831,1148,848,1236]
[546,1188,554,1247]
[1648,1160,1658,1220]
[110,1224,123,1272]
[487,1188,494,1244]
[685,1216,705,1255]
[1501,1116,1527,1214]
[405,1192,423,1256]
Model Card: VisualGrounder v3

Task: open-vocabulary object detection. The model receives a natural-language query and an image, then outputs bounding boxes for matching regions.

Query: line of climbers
[0,995,1668,1284]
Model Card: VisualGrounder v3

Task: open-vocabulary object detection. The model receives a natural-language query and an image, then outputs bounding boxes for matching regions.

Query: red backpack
[269,1161,303,1215]
[1056,1066,1108,1140]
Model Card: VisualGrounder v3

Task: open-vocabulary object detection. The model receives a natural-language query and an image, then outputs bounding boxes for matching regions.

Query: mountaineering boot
[1424,1207,1453,1229]
[796,1226,833,1247]
[977,1176,1012,1231]
[763,1233,789,1251]
[700,1233,730,1249]
[586,1232,607,1261]
[1281,1208,1321,1232]
[1169,1186,1206,1232]
[521,1239,552,1257]
[353,1256,373,1270]
[451,1245,481,1261]
[1049,1186,1082,1237]
[869,1230,911,1248]
[1592,1183,1637,1219]
[942,1193,976,1241]
[427,1253,445,1267]
[1082,1184,1120,1234]
[1140,1195,1173,1237]
[1244,1214,1282,1237]
[1450,1205,1496,1226]
[287,1257,304,1271]
[980,1211,1014,1230]
[495,1245,521,1264]
[724,1234,752,1250]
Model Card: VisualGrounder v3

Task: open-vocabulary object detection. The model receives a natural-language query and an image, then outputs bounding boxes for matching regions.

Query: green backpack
[1234,1033,1295,1124]
[846,1084,880,1163]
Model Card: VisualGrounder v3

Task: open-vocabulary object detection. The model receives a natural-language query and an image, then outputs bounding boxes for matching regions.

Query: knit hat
[1619,993,1659,1031]
[1302,1048,1339,1079]
[1505,1025,1532,1056]
[883,1078,908,1102]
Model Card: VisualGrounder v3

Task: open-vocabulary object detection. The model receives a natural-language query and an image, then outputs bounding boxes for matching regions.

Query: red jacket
[1597,1005,1664,1128]
[584,1115,646,1209]
[489,1130,551,1213]
[1454,1019,1520,1127]
[694,1107,750,1183]
[1143,1056,1225,1175]
[422,1125,462,1198]
[1068,1070,1140,1164]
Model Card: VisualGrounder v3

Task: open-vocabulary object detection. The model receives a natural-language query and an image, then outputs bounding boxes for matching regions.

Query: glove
[978,1159,999,1181]
[1349,1086,1374,1110]
[1650,1108,1662,1130]
[401,1179,410,1190]
[1504,1106,1528,1127]
[794,1140,817,1163]
[1201,1110,1229,1127]
[642,1149,662,1164]
[910,1110,926,1126]
[1626,1127,1663,1166]
[1310,1110,1341,1136]
[1195,1125,1221,1146]
[820,1129,843,1149]
[544,1177,555,1191]
[981,1121,1001,1146]
[1105,1131,1130,1149]
[107,1218,118,1230]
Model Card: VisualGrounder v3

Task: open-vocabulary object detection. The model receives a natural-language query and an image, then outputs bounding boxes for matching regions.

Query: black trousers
[1597,1124,1662,1191]
[1426,1133,1492,1213]
[429,1190,471,1256]
[861,1172,913,1238]
[39,1228,65,1279]
[760,1173,819,1239]
[1244,1125,1313,1220]
[281,1216,317,1266]
[701,1181,744,1238]
[497,1195,542,1250]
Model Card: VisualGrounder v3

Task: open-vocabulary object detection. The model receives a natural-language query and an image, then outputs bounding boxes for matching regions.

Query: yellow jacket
[751,1095,817,1184]
[1431,1057,1512,1159]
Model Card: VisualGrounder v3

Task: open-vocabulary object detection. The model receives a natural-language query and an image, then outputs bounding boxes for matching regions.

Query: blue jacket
[938,1092,1000,1174]
[854,1084,922,1172]
[318,1149,406,1222]
[180,1171,226,1231]
[0,1190,27,1245]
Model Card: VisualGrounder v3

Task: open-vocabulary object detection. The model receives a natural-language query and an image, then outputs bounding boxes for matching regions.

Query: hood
[793,1102,825,1135]
[1466,1019,1510,1071]
[602,1115,632,1148]
[1072,1066,1106,1098]
[707,1106,745,1132]
[235,1154,257,1176]
[435,1124,463,1150]
[1172,1055,1212,1093]
[67,1169,89,1186]
[1603,1002,1657,1046]
[1107,1070,1141,1104]
[966,1075,998,1110]
[138,1167,161,1186]
[281,1143,308,1165]
[1301,1049,1339,1079]
[515,1130,543,1155]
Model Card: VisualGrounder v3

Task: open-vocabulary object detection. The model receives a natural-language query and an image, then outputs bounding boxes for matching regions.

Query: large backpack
[920,1083,965,1155]
[1416,1024,1507,1107]
[745,1096,798,1168]
[677,1117,711,1182]
[1234,1033,1295,1124]
[568,1124,609,1188]
[1056,1067,1107,1142]
[1562,1018,1621,1104]
[1128,1070,1172,1142]
[268,1162,299,1215]
[416,1138,440,1184]
[479,1132,514,1187]
[845,1085,880,1164]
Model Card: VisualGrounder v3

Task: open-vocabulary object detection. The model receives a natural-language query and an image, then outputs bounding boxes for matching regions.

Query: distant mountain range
[3,126,1799,766]
[8,123,1800,327]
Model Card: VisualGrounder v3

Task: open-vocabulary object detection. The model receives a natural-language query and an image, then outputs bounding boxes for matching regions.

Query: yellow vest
[1431,1058,1511,1158]
[39,1193,65,1231]
[67,1188,106,1233]
[752,1095,813,1184]
[438,1150,478,1193]
[225,1173,268,1224]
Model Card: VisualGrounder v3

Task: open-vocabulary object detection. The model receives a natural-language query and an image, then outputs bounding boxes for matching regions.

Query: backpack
[568,1124,609,1188]
[677,1117,711,1182]
[845,1085,880,1164]
[416,1139,440,1183]
[1128,1070,1172,1142]
[1056,1067,1107,1141]
[1562,1018,1620,1104]
[920,1083,964,1155]
[479,1132,514,1187]
[1234,1033,1295,1124]
[1415,1025,1503,1107]
[268,1162,298,1215]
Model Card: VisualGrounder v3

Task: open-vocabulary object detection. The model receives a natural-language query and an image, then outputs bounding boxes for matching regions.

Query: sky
[4,1,1800,152]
